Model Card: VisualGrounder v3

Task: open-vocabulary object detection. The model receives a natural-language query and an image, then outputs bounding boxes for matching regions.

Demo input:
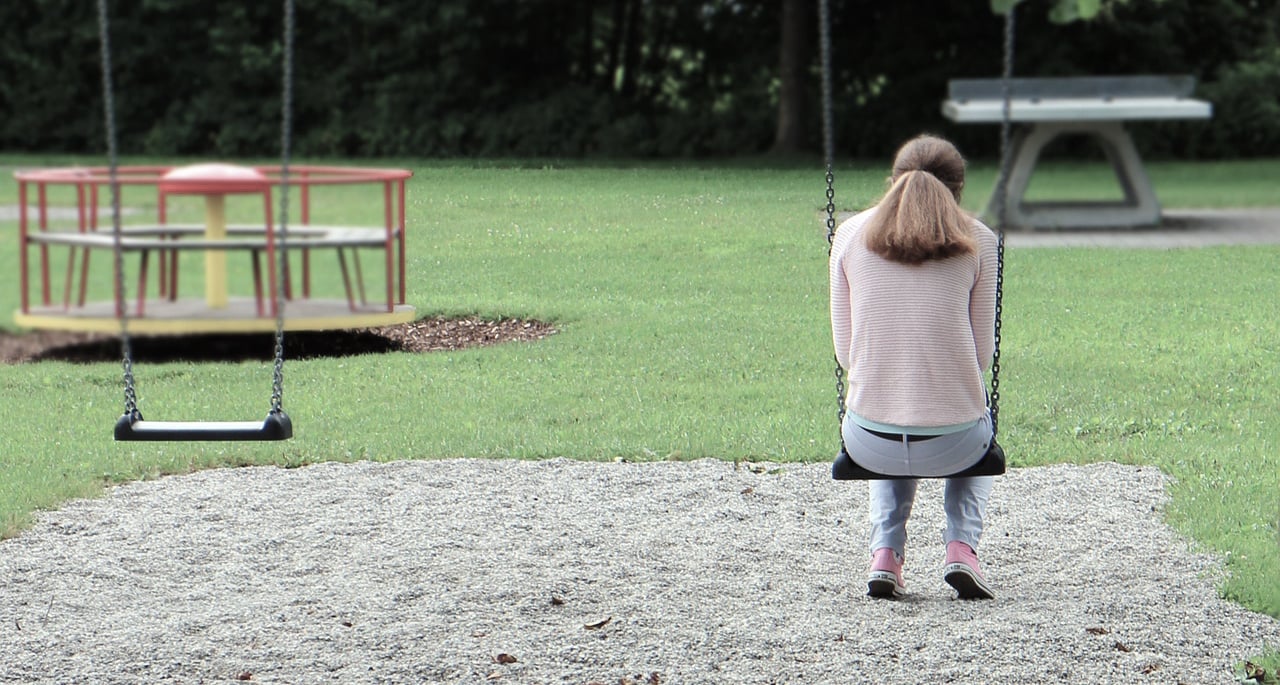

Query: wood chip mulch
[369,316,557,352]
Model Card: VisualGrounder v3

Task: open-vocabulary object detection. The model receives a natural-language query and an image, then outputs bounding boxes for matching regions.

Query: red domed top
[159,163,270,195]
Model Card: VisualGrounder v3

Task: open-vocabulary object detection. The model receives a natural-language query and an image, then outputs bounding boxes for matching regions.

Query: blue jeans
[867,476,994,557]
[842,411,995,555]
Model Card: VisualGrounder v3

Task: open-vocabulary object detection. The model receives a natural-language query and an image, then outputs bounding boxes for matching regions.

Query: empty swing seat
[114,411,293,441]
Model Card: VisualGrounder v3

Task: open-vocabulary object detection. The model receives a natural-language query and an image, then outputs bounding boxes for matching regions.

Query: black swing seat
[114,410,293,442]
[832,439,1005,480]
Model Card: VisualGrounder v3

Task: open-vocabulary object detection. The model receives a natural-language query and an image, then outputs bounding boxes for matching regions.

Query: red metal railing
[13,164,413,319]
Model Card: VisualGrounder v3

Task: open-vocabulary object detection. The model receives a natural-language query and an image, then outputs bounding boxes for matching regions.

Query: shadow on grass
[2,317,558,364]
[31,331,402,364]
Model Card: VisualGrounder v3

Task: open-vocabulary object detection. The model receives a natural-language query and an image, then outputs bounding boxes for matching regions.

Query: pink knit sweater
[829,207,999,429]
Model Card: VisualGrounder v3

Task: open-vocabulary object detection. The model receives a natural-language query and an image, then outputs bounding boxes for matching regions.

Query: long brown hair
[864,134,975,264]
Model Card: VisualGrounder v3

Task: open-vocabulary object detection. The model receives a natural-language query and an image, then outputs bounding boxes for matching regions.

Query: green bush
[3,0,1280,159]
[1198,52,1280,157]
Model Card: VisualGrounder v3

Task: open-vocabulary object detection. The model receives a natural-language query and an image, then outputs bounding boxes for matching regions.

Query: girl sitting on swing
[828,134,1000,600]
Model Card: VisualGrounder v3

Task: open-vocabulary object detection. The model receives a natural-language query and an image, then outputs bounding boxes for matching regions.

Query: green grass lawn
[2,156,1279,660]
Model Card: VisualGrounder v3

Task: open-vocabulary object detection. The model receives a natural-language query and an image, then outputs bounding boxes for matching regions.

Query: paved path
[1002,208,1280,248]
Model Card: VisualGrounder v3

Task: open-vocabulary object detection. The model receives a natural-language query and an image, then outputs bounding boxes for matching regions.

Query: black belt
[866,429,941,443]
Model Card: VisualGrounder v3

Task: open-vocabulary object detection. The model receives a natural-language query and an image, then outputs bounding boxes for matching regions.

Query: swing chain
[824,169,836,250]
[271,0,296,416]
[817,0,846,428]
[988,2,1017,436]
[98,0,294,424]
[990,231,1005,435]
[96,0,138,419]
[991,2,1017,231]
[818,0,1013,441]
[818,0,836,253]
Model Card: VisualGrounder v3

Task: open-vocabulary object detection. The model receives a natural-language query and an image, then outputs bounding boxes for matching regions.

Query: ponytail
[864,135,976,265]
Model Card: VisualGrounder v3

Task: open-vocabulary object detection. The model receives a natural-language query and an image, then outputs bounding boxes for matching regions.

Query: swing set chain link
[990,232,1005,435]
[833,356,847,423]
[988,2,1016,437]
[825,170,836,249]
[818,0,837,253]
[97,0,138,418]
[270,0,297,416]
[97,0,296,425]
[817,0,1013,443]
[817,0,849,431]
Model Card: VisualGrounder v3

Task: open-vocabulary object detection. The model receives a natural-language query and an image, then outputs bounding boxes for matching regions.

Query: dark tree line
[1,0,1277,160]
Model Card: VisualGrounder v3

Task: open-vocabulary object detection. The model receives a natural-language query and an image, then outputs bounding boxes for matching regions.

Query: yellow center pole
[204,195,228,308]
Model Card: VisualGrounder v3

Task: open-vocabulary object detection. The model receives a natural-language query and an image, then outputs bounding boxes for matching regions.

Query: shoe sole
[943,563,995,600]
[867,571,905,599]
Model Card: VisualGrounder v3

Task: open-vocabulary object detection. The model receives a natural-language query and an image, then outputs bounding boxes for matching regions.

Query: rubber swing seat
[114,410,292,441]
[832,439,1005,480]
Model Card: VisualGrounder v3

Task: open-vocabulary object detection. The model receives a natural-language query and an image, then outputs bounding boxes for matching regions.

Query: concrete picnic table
[942,75,1212,229]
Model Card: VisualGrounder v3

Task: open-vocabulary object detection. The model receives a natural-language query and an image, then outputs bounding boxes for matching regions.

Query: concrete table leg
[984,121,1162,230]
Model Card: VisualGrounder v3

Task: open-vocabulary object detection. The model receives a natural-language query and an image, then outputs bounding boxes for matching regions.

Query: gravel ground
[1,459,1278,685]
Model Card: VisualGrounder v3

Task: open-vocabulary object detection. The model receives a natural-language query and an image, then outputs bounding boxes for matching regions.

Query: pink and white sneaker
[943,541,995,600]
[867,547,906,599]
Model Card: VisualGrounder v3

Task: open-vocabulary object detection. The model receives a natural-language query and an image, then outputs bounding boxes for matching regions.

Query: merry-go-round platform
[12,163,416,335]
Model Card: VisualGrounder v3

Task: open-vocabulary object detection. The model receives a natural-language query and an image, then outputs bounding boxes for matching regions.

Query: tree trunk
[618,0,642,98]
[771,0,811,154]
